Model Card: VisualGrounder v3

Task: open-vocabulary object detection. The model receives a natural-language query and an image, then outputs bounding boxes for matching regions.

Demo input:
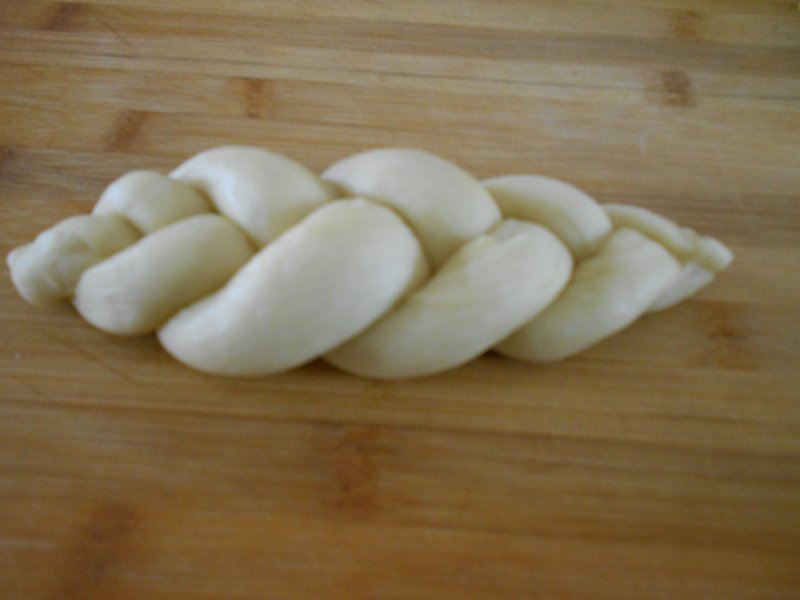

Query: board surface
[1,1,799,598]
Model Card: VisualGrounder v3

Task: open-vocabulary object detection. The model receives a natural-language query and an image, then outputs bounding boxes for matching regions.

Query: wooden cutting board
[1,2,798,598]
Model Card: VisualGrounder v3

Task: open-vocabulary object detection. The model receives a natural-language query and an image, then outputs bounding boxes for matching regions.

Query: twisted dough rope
[7,146,733,379]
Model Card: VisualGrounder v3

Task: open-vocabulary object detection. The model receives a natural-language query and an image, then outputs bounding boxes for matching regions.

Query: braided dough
[7,146,733,379]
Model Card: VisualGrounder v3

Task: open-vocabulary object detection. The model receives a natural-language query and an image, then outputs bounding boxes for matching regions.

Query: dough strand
[7,146,733,379]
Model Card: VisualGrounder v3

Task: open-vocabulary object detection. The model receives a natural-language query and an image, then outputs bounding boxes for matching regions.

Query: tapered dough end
[170,146,334,246]
[496,228,682,362]
[603,203,733,272]
[326,220,573,379]
[158,199,429,377]
[602,204,734,312]
[646,262,715,313]
[7,215,141,306]
[323,148,501,267]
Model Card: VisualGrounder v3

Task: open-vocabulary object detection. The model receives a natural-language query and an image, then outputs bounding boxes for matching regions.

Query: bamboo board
[1,2,799,598]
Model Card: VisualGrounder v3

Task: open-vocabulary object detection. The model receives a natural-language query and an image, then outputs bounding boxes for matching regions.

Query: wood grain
[1,1,799,598]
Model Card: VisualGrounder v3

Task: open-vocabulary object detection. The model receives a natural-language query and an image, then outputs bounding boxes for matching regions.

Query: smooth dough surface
[75,215,255,335]
[93,171,211,233]
[158,199,429,376]
[171,146,333,246]
[7,215,140,306]
[326,220,573,379]
[484,174,612,260]
[496,228,681,362]
[324,148,501,267]
[5,145,735,379]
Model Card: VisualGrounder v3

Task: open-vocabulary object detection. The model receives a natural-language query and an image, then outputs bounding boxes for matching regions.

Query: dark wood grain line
[0,145,15,176]
[107,109,149,152]
[241,77,271,119]
[327,425,383,519]
[661,69,696,107]
[671,9,704,41]
[48,504,137,600]
[42,1,84,32]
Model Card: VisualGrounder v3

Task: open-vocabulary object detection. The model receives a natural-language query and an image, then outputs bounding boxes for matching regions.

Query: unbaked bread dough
[7,146,733,379]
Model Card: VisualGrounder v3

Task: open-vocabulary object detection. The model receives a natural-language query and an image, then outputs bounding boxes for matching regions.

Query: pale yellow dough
[7,146,733,379]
